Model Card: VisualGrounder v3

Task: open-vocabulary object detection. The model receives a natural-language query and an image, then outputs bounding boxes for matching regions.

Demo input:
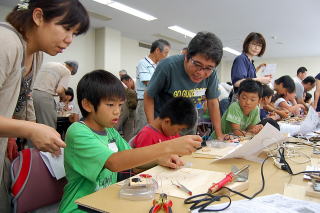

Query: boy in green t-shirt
[59,70,201,212]
[212,79,263,138]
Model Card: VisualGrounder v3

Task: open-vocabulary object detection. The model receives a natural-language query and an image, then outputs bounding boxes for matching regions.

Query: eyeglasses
[249,42,262,48]
[190,58,214,73]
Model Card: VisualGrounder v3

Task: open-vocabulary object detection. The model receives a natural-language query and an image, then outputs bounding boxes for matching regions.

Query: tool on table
[171,180,192,196]
[208,165,249,193]
[149,193,173,213]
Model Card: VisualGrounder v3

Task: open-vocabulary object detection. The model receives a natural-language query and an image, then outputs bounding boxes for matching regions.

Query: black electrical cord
[185,147,320,212]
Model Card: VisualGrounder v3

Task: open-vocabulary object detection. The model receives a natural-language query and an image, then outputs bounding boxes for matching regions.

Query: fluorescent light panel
[93,0,157,21]
[168,25,196,38]
[223,47,241,56]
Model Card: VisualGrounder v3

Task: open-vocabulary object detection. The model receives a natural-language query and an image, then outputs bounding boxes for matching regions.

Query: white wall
[220,56,320,83]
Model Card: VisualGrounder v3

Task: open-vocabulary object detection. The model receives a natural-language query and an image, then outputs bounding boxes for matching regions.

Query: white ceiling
[2,0,320,61]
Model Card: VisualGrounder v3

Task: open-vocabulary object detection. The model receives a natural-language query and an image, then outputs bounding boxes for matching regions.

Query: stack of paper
[40,149,65,180]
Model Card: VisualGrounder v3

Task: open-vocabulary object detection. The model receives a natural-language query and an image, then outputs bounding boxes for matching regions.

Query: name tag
[108,142,118,152]
[194,89,206,97]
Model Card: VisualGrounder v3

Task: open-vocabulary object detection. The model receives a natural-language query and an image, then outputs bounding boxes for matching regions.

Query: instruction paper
[118,166,225,199]
[40,149,65,180]
[216,123,286,161]
[191,193,320,213]
[261,64,277,76]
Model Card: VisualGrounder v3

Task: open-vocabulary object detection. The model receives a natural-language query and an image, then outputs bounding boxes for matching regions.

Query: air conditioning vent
[153,33,186,45]
[139,42,151,49]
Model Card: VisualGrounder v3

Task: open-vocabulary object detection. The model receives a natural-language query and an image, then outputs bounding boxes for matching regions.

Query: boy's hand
[248,124,263,134]
[168,135,202,156]
[28,123,66,154]
[157,154,184,169]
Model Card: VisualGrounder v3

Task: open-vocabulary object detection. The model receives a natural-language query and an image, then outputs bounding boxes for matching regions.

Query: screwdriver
[208,165,249,193]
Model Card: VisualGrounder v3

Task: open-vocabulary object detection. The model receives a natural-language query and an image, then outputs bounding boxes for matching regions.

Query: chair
[11,148,67,213]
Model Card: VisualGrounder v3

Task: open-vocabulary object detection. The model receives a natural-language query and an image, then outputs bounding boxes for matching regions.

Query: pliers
[149,193,173,213]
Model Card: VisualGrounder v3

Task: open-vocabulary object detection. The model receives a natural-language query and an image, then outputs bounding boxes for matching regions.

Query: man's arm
[207,98,223,139]
[144,91,155,124]
[312,79,320,109]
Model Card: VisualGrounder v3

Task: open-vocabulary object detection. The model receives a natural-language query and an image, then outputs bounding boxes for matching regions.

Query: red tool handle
[208,172,234,193]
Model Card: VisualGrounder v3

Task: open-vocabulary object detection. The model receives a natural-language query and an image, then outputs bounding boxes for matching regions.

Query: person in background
[293,67,308,83]
[116,74,137,141]
[312,73,320,111]
[230,32,272,101]
[33,61,78,129]
[135,39,171,134]
[59,70,201,212]
[260,84,280,120]
[56,87,80,139]
[212,79,263,138]
[273,75,296,96]
[144,32,226,139]
[119,69,127,78]
[181,47,188,55]
[304,92,312,106]
[0,0,89,211]
[133,97,197,148]
[274,92,305,116]
[294,76,315,110]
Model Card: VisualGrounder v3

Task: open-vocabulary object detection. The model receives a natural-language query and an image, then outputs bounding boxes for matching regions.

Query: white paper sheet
[216,123,286,161]
[261,64,277,76]
[40,149,65,180]
[118,166,226,199]
[300,107,319,134]
[191,194,320,213]
[279,122,301,136]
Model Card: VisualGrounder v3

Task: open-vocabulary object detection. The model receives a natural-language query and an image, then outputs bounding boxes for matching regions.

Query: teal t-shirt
[59,122,131,213]
[147,54,220,116]
[212,102,260,138]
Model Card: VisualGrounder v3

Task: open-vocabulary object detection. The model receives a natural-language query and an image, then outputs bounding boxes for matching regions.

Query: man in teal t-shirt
[59,122,131,212]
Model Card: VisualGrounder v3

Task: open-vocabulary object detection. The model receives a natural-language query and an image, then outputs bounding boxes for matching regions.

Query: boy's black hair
[304,92,312,103]
[238,79,263,98]
[297,67,307,75]
[150,39,171,53]
[77,70,126,118]
[120,74,132,82]
[158,97,197,128]
[274,75,295,93]
[186,31,223,66]
[262,84,274,98]
[65,87,74,102]
[302,76,315,85]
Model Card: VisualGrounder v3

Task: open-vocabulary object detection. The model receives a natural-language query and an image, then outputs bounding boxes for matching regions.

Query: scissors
[184,193,231,212]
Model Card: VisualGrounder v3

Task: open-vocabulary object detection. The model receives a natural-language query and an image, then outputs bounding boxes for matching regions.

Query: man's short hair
[186,32,223,66]
[159,97,197,129]
[297,67,307,75]
[274,75,295,93]
[238,79,263,98]
[65,60,79,75]
[242,32,266,57]
[119,69,127,75]
[120,74,132,82]
[150,39,171,53]
[262,84,274,98]
[302,76,315,85]
[77,70,126,118]
[65,87,74,102]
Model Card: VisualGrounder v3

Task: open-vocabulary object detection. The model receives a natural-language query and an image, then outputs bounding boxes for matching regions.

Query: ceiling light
[92,0,112,4]
[110,2,157,21]
[223,47,241,56]
[168,25,196,38]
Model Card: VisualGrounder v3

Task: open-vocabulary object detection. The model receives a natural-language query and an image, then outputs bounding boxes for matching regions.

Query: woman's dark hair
[77,70,126,118]
[159,97,197,129]
[6,0,89,38]
[187,31,223,66]
[304,92,312,103]
[243,32,266,57]
[238,79,263,98]
[65,87,74,102]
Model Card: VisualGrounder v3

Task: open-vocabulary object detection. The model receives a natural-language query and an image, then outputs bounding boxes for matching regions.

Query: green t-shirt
[212,102,260,138]
[59,122,131,213]
[147,54,220,116]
